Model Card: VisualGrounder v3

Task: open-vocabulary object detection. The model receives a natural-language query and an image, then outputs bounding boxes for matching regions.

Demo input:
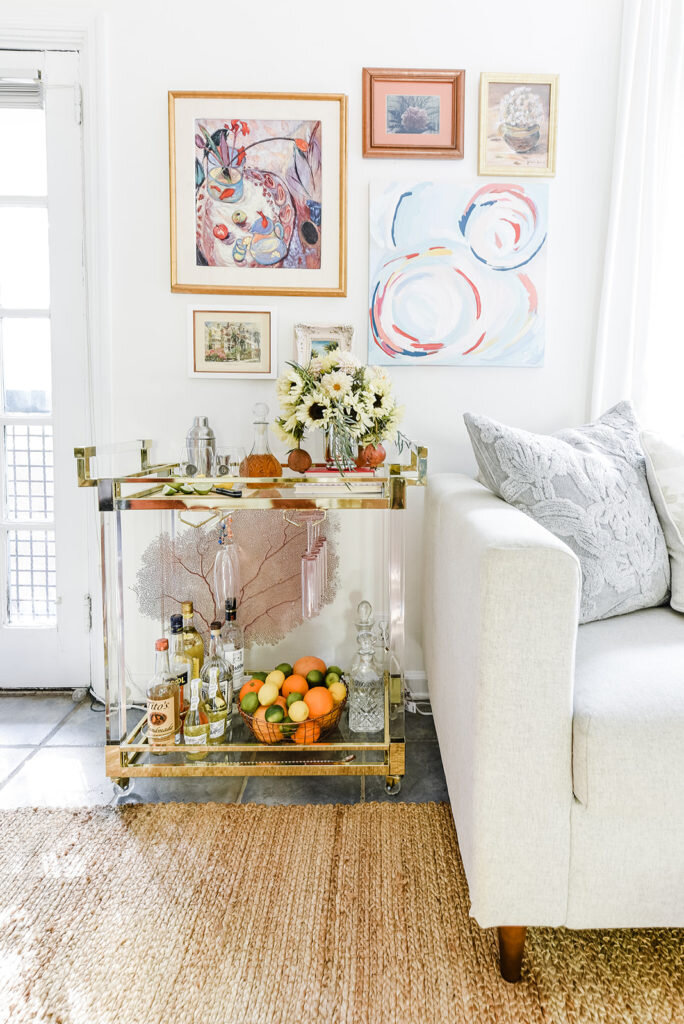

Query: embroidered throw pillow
[464,401,670,623]
[641,429,684,613]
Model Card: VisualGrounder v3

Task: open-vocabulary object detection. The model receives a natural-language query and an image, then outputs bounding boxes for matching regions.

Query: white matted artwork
[368,179,547,367]
[294,322,354,363]
[188,305,277,378]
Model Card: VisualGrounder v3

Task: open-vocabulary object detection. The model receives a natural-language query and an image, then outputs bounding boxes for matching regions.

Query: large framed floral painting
[479,73,558,177]
[368,180,548,367]
[169,92,347,295]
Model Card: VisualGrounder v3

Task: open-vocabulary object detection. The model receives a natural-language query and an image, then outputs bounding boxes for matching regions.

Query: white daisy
[320,370,352,400]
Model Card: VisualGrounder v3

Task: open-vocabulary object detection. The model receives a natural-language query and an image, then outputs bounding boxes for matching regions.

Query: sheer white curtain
[591,0,684,429]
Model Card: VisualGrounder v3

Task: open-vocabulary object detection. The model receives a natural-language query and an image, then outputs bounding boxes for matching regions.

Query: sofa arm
[424,474,581,928]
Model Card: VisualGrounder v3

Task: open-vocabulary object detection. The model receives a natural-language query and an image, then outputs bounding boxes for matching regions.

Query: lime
[240,692,259,714]
[288,700,309,723]
[265,705,284,723]
[275,662,293,677]
[286,692,304,708]
[306,670,324,687]
[258,681,279,707]
[280,719,297,737]
[325,672,340,687]
[328,665,343,677]
[251,672,268,681]
[265,669,285,689]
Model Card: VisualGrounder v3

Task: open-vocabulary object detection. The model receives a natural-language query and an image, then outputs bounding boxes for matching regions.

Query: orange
[291,721,321,744]
[304,686,334,719]
[239,678,263,702]
[281,674,309,699]
[251,705,281,744]
[274,696,287,713]
[293,656,327,678]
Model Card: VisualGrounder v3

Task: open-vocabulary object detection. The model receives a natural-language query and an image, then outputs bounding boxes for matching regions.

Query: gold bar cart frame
[76,439,426,794]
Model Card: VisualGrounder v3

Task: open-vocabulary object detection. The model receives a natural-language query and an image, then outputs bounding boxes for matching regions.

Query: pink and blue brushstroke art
[368,181,548,366]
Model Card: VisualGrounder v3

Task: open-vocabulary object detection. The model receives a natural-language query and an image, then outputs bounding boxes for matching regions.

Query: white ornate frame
[294,322,354,363]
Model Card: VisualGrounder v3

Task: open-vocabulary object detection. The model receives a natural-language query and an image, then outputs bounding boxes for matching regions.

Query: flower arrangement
[275,351,403,471]
[498,86,545,129]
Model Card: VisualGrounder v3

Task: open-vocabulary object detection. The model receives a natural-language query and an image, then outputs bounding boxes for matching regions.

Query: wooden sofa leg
[497,926,527,982]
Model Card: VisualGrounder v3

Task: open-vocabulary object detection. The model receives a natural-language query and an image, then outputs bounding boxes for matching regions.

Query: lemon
[286,692,304,708]
[258,681,279,706]
[328,681,347,705]
[240,692,259,714]
[265,670,285,689]
[288,700,309,723]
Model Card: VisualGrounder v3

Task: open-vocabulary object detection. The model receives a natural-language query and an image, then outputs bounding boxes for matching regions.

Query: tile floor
[0,692,448,808]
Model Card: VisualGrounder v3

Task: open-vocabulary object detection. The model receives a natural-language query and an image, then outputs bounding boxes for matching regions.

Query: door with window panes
[0,49,90,686]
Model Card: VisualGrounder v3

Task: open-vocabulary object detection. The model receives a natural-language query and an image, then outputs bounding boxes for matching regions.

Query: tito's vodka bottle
[146,638,178,752]
[221,598,244,696]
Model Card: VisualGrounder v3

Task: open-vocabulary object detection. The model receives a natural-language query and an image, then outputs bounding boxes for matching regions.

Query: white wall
[5,0,624,683]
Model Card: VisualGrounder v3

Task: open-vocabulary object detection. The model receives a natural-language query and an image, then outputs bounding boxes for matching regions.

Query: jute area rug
[0,803,682,1024]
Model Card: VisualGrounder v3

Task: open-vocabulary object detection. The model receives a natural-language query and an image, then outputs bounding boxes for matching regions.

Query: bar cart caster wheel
[385,776,401,796]
[113,778,142,805]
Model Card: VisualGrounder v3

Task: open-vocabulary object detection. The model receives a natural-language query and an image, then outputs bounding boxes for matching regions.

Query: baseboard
[405,671,429,701]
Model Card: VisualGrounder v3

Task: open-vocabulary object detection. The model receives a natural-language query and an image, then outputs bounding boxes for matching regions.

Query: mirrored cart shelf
[75,439,426,796]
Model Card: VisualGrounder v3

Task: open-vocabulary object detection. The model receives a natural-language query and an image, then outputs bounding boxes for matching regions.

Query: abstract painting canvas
[368,180,548,367]
[170,92,347,296]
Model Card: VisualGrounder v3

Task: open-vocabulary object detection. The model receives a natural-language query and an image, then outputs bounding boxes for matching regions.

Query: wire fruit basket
[239,695,347,745]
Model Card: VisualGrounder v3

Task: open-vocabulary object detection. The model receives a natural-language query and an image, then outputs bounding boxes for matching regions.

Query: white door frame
[0,15,112,693]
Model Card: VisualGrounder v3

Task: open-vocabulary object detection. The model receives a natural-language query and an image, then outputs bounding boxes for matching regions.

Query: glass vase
[325,424,355,471]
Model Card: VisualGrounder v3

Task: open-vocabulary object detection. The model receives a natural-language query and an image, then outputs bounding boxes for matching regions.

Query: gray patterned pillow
[464,401,670,623]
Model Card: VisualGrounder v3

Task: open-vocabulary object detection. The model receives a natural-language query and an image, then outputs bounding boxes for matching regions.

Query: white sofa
[424,474,684,981]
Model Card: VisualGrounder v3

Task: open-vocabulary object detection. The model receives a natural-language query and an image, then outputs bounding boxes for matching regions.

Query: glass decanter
[213,516,240,614]
[348,600,384,734]
[239,402,281,478]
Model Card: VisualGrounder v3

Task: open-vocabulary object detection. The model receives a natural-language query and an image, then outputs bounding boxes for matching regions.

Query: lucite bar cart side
[75,440,427,796]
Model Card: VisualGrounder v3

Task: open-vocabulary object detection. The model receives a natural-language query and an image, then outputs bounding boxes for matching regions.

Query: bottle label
[184,731,206,746]
[209,718,225,739]
[226,648,244,687]
[147,696,175,744]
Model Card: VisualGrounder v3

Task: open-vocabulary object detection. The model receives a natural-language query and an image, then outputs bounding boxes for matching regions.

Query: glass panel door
[0,50,90,686]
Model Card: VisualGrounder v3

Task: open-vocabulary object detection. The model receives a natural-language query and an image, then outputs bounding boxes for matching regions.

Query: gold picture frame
[169,91,348,296]
[479,73,558,177]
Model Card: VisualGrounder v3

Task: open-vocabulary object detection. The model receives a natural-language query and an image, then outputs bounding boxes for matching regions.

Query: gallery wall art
[479,73,558,176]
[169,92,347,296]
[188,306,276,379]
[368,180,548,367]
[362,68,465,158]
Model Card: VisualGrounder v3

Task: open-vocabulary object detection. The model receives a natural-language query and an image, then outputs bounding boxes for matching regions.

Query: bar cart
[74,440,427,797]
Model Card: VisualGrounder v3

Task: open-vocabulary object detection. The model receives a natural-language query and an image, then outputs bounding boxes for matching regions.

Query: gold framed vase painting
[479,73,558,177]
[169,91,347,296]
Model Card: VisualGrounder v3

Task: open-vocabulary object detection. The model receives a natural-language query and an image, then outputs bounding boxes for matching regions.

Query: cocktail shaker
[185,416,216,476]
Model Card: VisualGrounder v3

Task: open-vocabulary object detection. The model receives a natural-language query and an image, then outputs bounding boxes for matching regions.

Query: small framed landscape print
[169,91,348,296]
[479,73,558,177]
[188,306,277,379]
[362,68,464,159]
[294,322,354,363]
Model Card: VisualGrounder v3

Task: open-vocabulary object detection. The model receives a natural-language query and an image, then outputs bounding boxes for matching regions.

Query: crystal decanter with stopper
[348,600,384,734]
[240,403,281,479]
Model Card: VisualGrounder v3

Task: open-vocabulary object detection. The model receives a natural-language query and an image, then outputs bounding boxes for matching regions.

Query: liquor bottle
[204,663,228,744]
[184,673,209,761]
[239,403,281,478]
[169,612,193,726]
[201,621,233,715]
[213,516,240,613]
[181,600,204,668]
[221,598,244,695]
[348,600,384,734]
[146,638,179,752]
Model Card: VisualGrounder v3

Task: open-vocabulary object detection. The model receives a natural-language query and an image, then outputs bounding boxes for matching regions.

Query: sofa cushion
[464,401,670,623]
[573,607,684,810]
[641,429,684,613]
